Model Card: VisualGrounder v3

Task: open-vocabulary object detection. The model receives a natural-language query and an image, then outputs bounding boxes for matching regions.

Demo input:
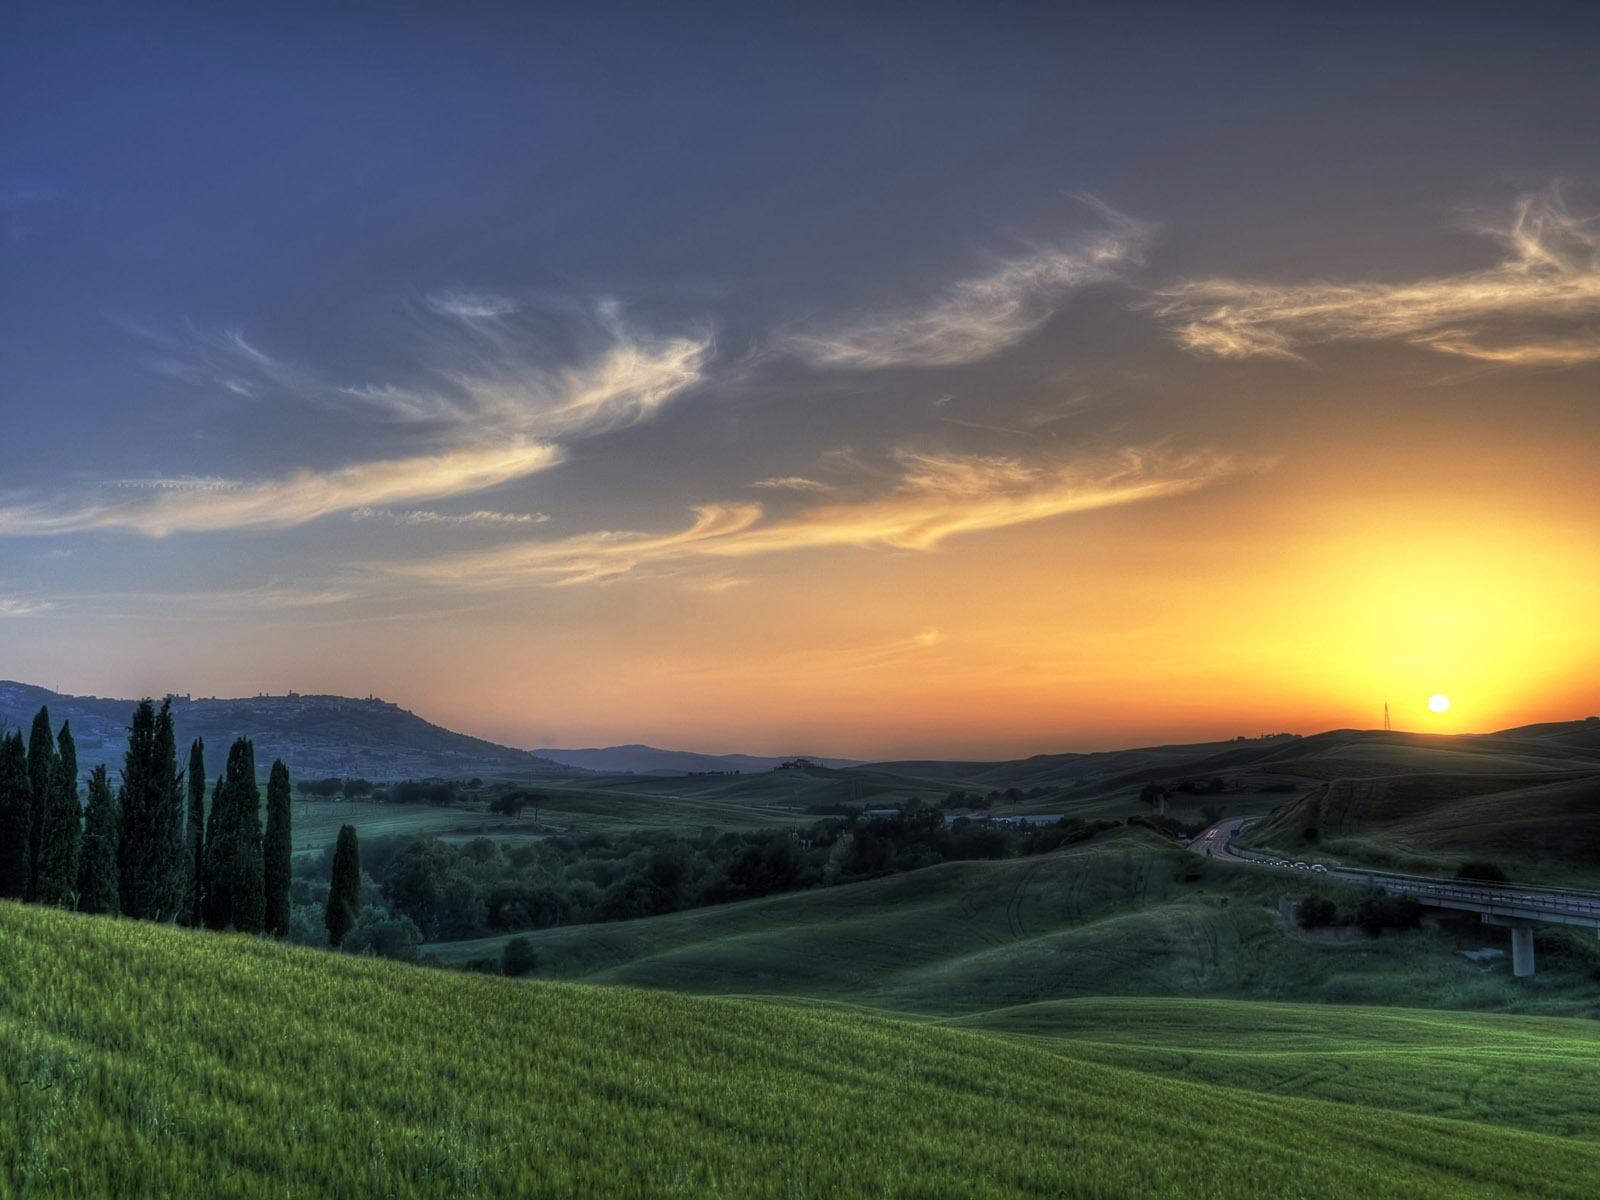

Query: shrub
[341,912,423,961]
[1355,891,1422,937]
[1297,896,1338,929]
[502,936,538,978]
[1456,860,1510,883]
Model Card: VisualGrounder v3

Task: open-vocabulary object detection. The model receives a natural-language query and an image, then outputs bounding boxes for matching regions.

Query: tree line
[347,806,1119,955]
[0,699,362,947]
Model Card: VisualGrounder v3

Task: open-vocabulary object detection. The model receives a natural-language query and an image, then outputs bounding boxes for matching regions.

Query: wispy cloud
[787,211,1148,369]
[445,325,711,441]
[750,476,832,492]
[680,574,752,593]
[351,506,549,526]
[1150,192,1600,365]
[426,289,519,321]
[0,443,566,537]
[3,306,711,538]
[0,597,52,618]
[373,443,1236,587]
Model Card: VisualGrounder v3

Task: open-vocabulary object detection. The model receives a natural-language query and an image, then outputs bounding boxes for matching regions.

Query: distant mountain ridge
[0,681,568,783]
[530,744,862,775]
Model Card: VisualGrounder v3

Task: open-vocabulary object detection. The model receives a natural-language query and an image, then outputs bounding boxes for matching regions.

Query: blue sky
[4,2,1600,756]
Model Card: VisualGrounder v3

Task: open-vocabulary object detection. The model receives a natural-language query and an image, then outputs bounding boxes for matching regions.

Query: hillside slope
[0,681,565,781]
[1243,771,1600,886]
[7,902,1600,1198]
[425,829,1600,1014]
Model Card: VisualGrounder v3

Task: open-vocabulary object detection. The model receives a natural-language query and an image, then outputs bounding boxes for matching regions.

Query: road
[1187,819,1600,930]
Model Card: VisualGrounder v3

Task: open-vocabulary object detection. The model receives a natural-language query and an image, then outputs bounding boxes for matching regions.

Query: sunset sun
[1428,694,1452,714]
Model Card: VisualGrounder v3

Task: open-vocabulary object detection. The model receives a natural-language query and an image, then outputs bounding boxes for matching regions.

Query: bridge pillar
[1510,925,1535,977]
[1482,915,1538,977]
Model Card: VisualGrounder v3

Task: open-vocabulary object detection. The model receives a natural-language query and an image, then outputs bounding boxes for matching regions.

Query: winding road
[1188,819,1600,976]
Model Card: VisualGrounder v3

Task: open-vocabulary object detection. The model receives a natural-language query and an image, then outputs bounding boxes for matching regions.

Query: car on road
[1311,864,1328,873]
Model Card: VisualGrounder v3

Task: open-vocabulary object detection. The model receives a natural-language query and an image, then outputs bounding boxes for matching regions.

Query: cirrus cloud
[786,209,1150,369]
[1150,192,1600,366]
[371,443,1238,587]
[1,309,711,539]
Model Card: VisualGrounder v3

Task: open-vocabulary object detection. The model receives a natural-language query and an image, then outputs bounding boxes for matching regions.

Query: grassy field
[957,997,1600,1140]
[423,828,1600,1015]
[8,901,1600,1198]
[1243,771,1600,887]
[289,785,818,853]
[289,799,532,852]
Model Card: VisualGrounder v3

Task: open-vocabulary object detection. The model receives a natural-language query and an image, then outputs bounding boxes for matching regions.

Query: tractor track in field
[1006,863,1042,941]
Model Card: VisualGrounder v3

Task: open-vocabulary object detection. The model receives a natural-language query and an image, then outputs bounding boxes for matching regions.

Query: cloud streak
[0,597,53,618]
[1150,193,1600,365]
[0,442,566,537]
[351,507,548,526]
[3,309,711,538]
[374,444,1236,587]
[750,476,832,492]
[787,213,1148,369]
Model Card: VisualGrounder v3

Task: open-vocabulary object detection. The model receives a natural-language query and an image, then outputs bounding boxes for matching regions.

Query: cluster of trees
[297,776,375,800]
[1297,890,1424,936]
[0,700,362,947]
[0,708,83,905]
[338,807,1115,950]
[295,776,486,806]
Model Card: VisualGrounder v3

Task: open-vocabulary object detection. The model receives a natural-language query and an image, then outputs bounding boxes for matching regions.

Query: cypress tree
[77,764,119,915]
[325,824,361,947]
[232,740,265,935]
[264,759,292,937]
[26,706,56,900]
[35,722,81,908]
[117,698,186,921]
[202,776,231,929]
[183,738,206,927]
[0,733,31,898]
[206,738,264,932]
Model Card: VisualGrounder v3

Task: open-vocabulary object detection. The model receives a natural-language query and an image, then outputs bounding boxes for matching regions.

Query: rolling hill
[1242,769,1600,887]
[423,827,1600,1015]
[8,899,1600,1198]
[530,744,861,774]
[0,681,570,782]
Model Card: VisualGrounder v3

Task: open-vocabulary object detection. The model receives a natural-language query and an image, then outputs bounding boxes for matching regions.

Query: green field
[1243,770,1600,887]
[422,828,1600,1015]
[13,726,1600,1195]
[958,997,1600,1140]
[289,785,818,853]
[8,901,1600,1198]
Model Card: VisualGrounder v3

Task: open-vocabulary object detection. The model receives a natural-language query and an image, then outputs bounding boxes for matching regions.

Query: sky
[4,1,1600,759]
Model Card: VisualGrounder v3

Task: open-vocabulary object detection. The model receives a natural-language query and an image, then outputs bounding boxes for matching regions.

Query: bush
[1456,860,1510,883]
[1297,896,1338,929]
[341,912,423,961]
[1355,891,1422,937]
[502,936,538,978]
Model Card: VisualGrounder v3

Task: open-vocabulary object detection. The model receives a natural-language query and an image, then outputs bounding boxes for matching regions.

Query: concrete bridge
[1195,820,1600,976]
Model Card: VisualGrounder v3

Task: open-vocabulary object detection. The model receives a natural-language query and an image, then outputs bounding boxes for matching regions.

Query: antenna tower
[1383,702,1391,731]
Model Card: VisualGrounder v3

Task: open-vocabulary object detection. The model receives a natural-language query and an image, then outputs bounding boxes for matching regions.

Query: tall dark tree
[26,706,56,900]
[202,776,230,929]
[0,733,31,898]
[264,758,292,937]
[116,698,186,921]
[183,738,206,927]
[77,764,119,915]
[205,738,264,933]
[325,824,361,947]
[35,722,81,908]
